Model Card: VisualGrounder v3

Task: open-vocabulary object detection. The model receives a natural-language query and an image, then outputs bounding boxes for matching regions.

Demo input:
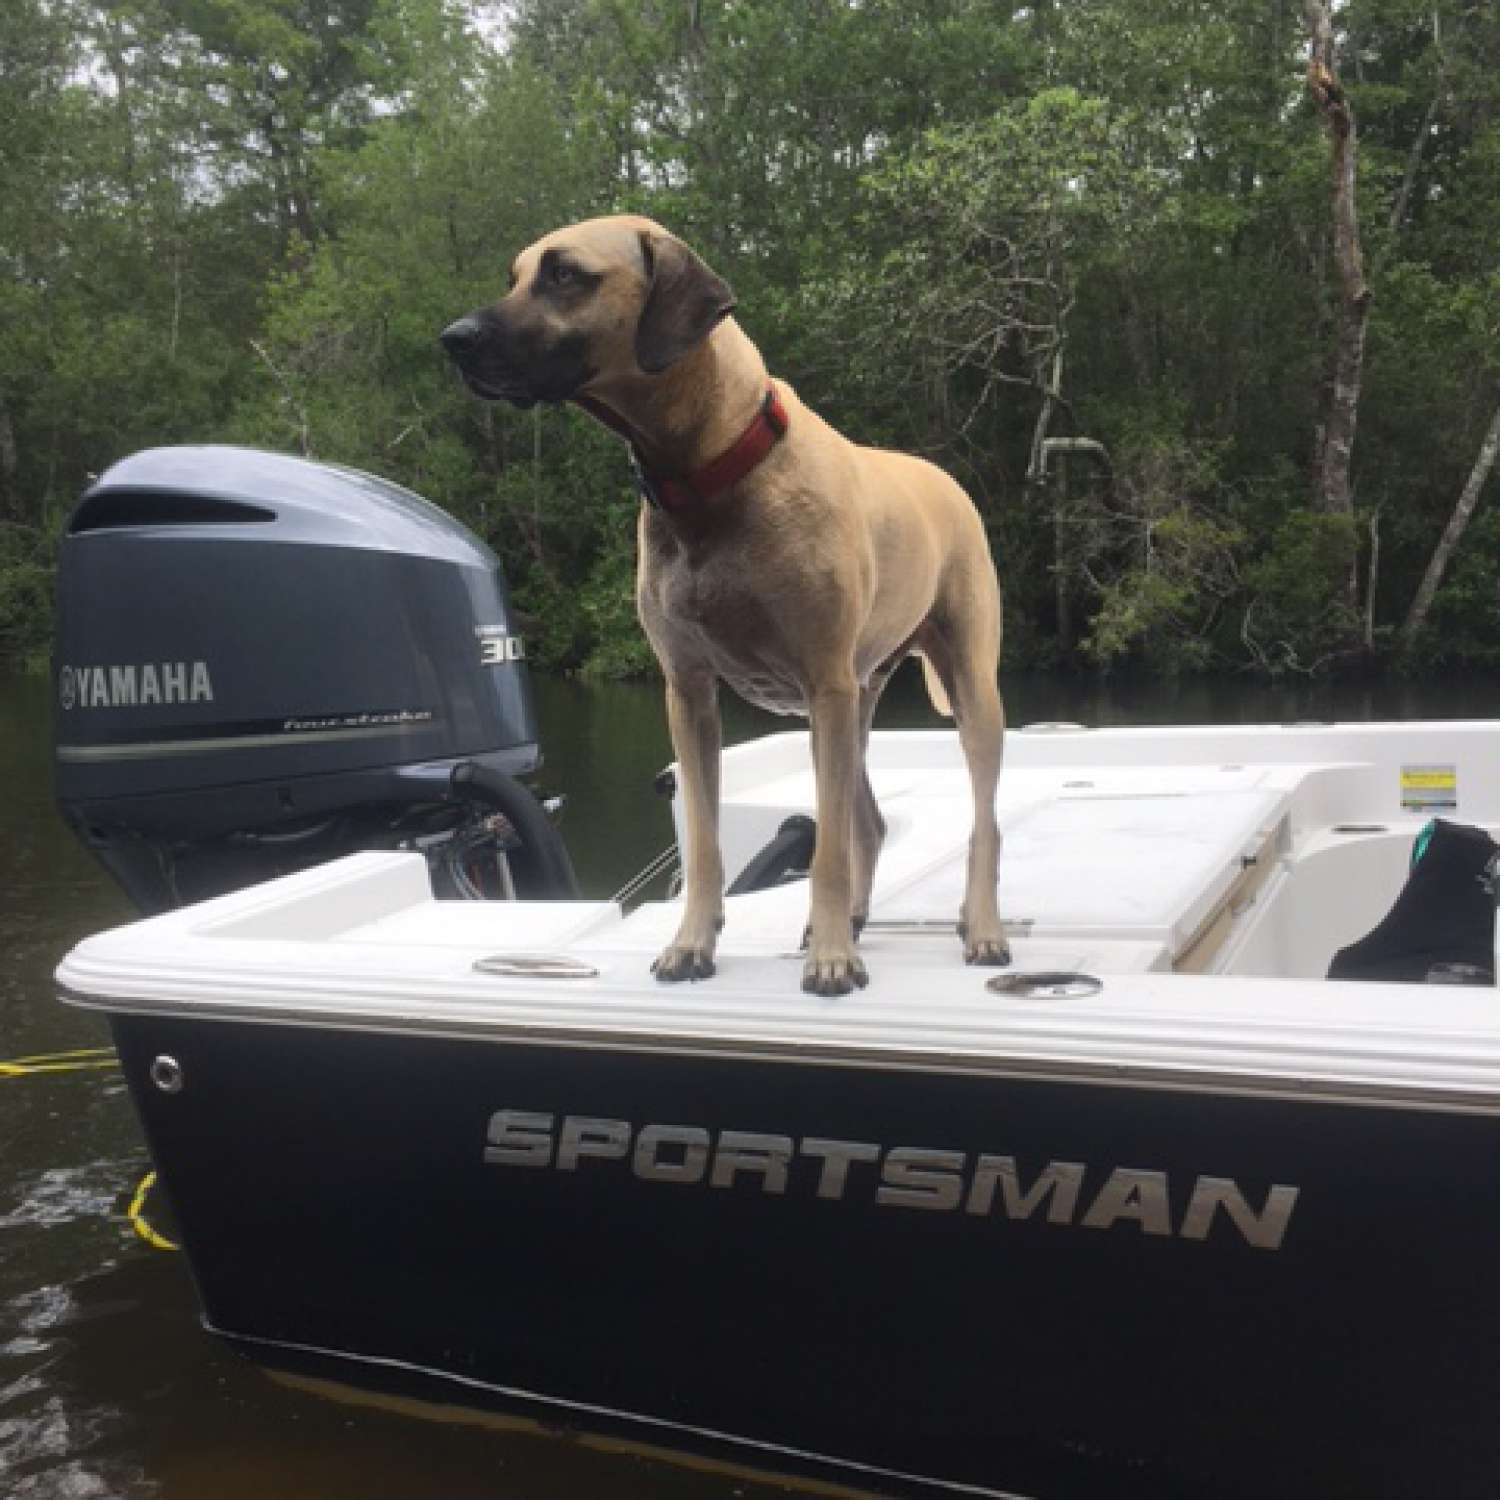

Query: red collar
[615,386,789,513]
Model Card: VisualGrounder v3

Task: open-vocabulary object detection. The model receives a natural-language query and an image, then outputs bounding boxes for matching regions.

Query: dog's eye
[549,260,576,287]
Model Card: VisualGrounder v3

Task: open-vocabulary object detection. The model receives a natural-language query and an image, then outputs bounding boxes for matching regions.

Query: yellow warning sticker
[1401,764,1457,811]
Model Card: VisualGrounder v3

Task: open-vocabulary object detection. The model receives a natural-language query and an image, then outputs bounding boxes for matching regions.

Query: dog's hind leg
[653,671,725,982]
[920,620,1009,966]
[955,674,1009,966]
[851,663,897,939]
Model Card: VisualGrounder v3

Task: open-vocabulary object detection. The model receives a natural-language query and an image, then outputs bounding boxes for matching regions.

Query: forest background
[2,0,1497,679]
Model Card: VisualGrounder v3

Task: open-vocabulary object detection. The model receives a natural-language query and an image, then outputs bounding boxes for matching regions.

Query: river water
[2,665,1492,1498]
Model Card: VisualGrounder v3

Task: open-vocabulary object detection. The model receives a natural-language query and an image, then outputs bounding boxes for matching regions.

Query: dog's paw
[964,934,1012,967]
[801,949,869,997]
[652,945,717,983]
[958,908,1010,966]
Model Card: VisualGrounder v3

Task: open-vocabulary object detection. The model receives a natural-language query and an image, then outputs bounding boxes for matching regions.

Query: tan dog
[442,215,1008,995]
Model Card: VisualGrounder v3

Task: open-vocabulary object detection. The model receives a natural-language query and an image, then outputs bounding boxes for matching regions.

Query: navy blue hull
[110,1016,1500,1499]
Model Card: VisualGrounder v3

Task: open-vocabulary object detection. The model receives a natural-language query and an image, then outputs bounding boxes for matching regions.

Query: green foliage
[577,511,656,680]
[1241,512,1364,674]
[1081,431,1243,673]
[0,526,54,666]
[3,0,1500,674]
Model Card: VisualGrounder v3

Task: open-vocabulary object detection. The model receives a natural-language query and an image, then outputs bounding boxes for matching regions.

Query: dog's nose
[439,317,483,357]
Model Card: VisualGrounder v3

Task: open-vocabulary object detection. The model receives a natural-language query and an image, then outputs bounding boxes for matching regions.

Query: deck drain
[986,971,1102,1000]
[474,954,600,979]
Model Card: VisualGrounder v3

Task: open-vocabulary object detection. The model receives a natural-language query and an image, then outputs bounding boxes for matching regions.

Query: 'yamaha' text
[59,661,214,710]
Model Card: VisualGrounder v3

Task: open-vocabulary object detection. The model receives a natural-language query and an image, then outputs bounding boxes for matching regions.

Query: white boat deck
[55,720,1500,1114]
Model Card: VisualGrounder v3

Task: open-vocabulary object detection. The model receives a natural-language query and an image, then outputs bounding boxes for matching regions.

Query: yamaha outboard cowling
[54,445,575,912]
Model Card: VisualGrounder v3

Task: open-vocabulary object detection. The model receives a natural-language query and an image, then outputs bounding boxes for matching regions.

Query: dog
[441,215,1008,995]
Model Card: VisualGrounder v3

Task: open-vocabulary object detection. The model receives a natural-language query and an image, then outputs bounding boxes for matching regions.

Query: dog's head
[439,216,735,408]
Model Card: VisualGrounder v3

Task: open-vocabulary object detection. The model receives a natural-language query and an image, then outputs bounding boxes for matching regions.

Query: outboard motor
[53,445,576,913]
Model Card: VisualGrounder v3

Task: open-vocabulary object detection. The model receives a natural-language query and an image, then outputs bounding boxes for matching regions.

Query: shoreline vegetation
[3,1,1498,680]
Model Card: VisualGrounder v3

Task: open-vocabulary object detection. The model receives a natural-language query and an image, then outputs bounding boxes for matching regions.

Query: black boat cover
[1329,818,1499,984]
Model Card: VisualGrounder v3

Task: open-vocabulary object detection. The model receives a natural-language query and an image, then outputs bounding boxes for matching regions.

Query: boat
[55,714,1500,1500]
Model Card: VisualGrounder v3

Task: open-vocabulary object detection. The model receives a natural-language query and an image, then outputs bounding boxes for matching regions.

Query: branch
[1381,10,1449,256]
[250,339,310,457]
[1399,401,1500,654]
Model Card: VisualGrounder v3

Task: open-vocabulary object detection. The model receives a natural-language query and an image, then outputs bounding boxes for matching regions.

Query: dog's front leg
[804,676,869,997]
[654,672,725,982]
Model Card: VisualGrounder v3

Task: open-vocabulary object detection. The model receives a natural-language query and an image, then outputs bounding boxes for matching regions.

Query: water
[3,665,1495,1498]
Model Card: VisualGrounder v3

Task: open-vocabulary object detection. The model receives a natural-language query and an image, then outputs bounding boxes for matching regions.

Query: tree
[1303,0,1370,617]
[850,89,1166,652]
[0,0,88,525]
[5,0,1500,674]
[1400,402,1500,654]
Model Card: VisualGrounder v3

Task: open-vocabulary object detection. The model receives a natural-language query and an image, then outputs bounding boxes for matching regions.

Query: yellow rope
[4,1047,176,1249]
[3,1047,177,1252]
[127,1170,180,1253]
[0,1047,119,1078]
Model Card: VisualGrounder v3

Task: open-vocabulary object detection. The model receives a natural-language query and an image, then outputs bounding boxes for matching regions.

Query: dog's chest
[646,558,808,715]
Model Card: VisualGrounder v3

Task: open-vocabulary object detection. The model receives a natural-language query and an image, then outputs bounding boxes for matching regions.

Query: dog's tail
[915,650,953,718]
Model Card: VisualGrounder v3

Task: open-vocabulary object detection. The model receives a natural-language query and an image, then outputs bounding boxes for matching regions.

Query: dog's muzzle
[439,313,592,409]
[438,316,485,359]
[438,315,538,408]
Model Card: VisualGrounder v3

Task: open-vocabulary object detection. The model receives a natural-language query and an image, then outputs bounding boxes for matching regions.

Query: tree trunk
[1399,402,1500,655]
[1383,11,1447,252]
[1304,1,1371,532]
[1026,350,1062,487]
[0,392,19,524]
[1054,452,1073,662]
[1026,353,1071,660]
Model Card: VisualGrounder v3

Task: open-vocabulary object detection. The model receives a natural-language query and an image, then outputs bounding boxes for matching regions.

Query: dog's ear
[635,230,736,375]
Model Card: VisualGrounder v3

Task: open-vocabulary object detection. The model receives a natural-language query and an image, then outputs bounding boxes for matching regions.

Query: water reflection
[0,1269,146,1499]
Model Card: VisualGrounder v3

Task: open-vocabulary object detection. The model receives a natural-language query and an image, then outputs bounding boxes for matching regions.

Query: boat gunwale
[58,968,1500,1118]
